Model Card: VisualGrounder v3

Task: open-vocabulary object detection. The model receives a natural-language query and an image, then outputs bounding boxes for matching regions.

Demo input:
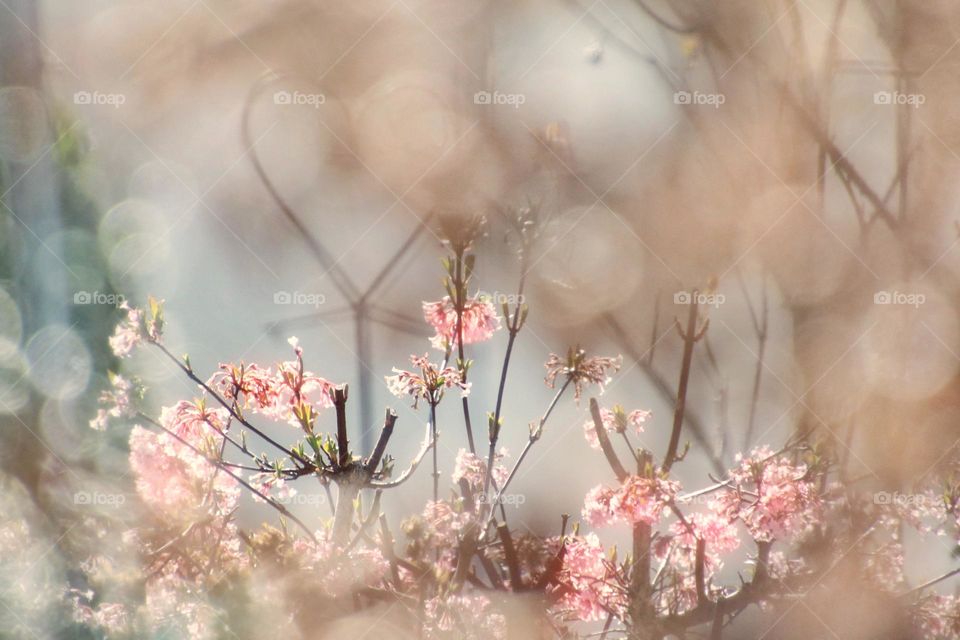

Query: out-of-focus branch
[604,314,725,476]
[590,397,629,481]
[664,293,707,473]
[241,72,361,303]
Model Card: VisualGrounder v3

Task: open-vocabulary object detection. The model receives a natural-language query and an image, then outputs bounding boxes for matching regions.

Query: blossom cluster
[582,473,680,528]
[209,337,335,428]
[74,263,960,640]
[582,404,650,450]
[713,446,821,542]
[423,295,501,350]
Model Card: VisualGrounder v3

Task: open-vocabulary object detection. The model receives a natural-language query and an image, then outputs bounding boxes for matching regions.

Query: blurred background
[2,0,960,637]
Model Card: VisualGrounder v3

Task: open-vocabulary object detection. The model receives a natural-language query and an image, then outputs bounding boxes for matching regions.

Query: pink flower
[423,295,501,350]
[583,405,650,450]
[89,374,138,430]
[385,354,469,407]
[92,603,129,634]
[582,484,618,527]
[451,448,508,490]
[129,402,236,521]
[549,533,626,622]
[545,348,622,403]
[291,529,389,598]
[611,474,679,526]
[109,299,163,358]
[109,303,144,358]
[209,338,335,428]
[714,446,820,542]
[128,424,238,519]
[667,511,741,571]
[583,473,679,528]
[912,594,960,639]
[424,592,506,639]
[159,400,229,446]
[248,471,297,504]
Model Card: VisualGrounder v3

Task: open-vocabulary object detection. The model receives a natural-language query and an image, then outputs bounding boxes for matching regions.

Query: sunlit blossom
[423,295,501,351]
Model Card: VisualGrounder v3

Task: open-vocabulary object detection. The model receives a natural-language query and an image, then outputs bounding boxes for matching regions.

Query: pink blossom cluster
[108,303,145,358]
[423,295,501,350]
[545,349,622,402]
[583,473,680,528]
[66,591,129,635]
[88,373,138,431]
[129,400,239,523]
[582,405,650,450]
[713,447,821,542]
[424,592,506,639]
[548,533,626,622]
[385,353,469,406]
[451,448,508,491]
[290,530,389,599]
[109,300,163,358]
[209,337,335,428]
[248,471,297,504]
[912,594,960,639]
[142,577,219,639]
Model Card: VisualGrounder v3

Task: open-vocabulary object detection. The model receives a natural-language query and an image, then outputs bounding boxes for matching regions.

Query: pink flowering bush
[64,216,960,640]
